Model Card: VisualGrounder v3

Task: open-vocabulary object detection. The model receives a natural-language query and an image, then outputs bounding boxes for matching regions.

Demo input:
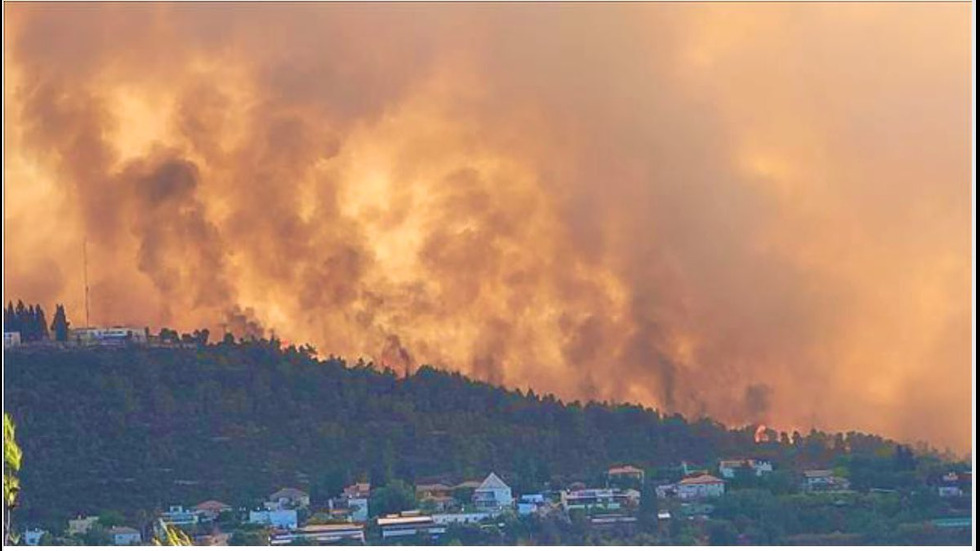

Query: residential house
[348,497,369,522]
[268,487,310,510]
[343,482,371,500]
[453,480,483,492]
[560,488,633,511]
[517,494,547,516]
[108,526,142,546]
[23,528,46,546]
[416,483,456,512]
[67,515,100,536]
[803,470,850,492]
[161,505,199,527]
[192,500,233,521]
[680,501,715,519]
[472,472,513,511]
[655,483,679,499]
[608,465,645,485]
[377,513,447,540]
[249,509,299,530]
[676,474,726,500]
[718,459,774,479]
[3,331,21,349]
[937,472,971,498]
[269,524,365,545]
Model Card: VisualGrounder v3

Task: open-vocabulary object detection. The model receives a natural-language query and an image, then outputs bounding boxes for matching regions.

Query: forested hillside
[3,340,960,530]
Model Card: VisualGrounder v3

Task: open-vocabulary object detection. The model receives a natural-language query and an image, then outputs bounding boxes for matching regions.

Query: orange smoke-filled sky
[2,3,973,453]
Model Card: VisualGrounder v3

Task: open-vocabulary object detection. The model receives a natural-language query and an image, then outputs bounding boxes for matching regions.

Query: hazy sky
[3,3,972,452]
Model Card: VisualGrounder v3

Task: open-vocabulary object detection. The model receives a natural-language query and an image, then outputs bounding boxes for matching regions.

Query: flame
[754,424,769,444]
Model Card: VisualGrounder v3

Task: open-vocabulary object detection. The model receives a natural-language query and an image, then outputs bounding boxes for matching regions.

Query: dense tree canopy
[2,341,963,537]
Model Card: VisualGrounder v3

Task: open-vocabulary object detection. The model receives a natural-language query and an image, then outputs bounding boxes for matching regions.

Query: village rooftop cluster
[18,460,973,546]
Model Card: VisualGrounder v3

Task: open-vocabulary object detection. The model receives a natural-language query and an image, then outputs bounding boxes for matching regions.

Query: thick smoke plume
[3,4,972,452]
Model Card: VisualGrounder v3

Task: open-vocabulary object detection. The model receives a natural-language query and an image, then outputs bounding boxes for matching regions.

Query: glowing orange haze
[2,4,972,452]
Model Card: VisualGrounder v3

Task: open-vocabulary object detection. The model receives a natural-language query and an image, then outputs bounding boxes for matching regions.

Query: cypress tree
[26,305,37,341]
[35,305,49,341]
[3,302,14,333]
[50,305,70,342]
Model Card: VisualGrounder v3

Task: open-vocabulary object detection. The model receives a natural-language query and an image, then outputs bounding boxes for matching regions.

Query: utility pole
[83,238,90,327]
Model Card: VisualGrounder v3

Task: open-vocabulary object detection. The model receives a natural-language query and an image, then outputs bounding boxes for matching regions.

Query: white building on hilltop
[472,472,514,511]
[69,326,148,346]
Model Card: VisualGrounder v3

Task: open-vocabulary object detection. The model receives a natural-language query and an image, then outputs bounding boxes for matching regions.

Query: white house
[560,488,633,511]
[937,472,968,497]
[23,528,46,546]
[67,515,100,536]
[3,332,21,349]
[676,474,725,500]
[517,494,546,516]
[267,487,310,510]
[655,483,678,499]
[249,509,298,529]
[472,472,513,511]
[108,526,142,545]
[161,505,199,527]
[803,470,849,492]
[348,497,369,522]
[719,459,774,479]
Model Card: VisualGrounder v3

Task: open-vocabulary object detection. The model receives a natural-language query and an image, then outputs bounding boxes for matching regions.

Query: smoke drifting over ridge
[3,4,972,452]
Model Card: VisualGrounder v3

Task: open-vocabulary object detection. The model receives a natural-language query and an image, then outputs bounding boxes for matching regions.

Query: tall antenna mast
[83,238,90,327]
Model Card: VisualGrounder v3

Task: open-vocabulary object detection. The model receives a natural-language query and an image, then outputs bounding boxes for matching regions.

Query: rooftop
[270,487,309,500]
[377,515,435,526]
[476,472,510,491]
[679,474,724,485]
[608,465,644,475]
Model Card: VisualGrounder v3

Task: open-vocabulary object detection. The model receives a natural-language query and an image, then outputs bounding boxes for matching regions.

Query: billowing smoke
[3,4,971,452]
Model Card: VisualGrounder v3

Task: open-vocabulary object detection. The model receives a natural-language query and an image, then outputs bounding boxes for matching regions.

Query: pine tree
[34,305,49,341]
[50,305,70,342]
[25,305,37,341]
